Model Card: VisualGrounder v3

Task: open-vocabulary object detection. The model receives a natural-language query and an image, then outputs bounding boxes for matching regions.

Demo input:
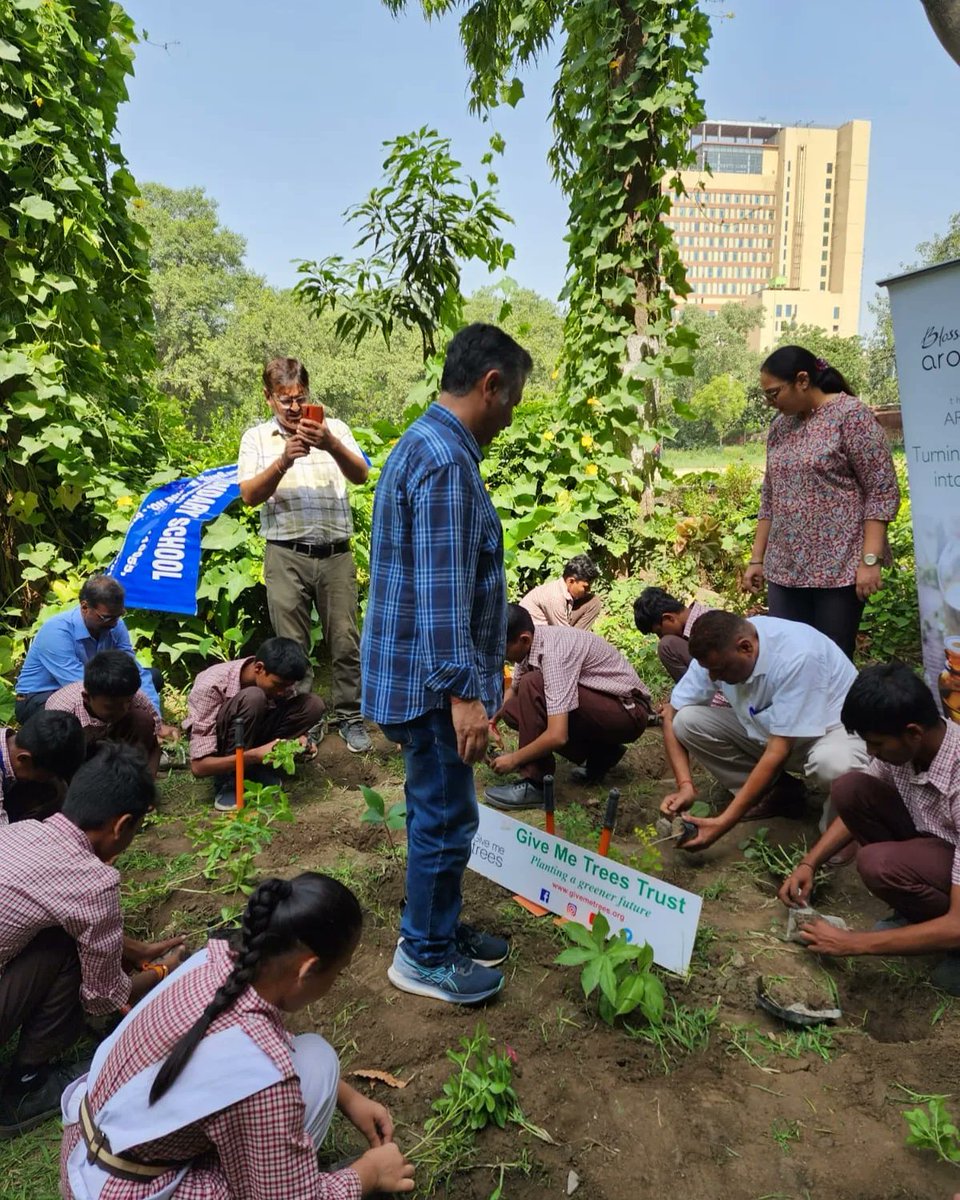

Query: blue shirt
[16,607,161,713]
[361,403,506,725]
[670,615,857,743]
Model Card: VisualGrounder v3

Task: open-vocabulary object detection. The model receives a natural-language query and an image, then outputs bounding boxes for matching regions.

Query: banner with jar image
[882,257,960,716]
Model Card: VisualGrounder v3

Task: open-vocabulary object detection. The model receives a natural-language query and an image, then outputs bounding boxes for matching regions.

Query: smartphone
[301,403,324,423]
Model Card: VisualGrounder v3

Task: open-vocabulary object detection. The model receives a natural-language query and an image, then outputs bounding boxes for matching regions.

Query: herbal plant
[903,1097,960,1165]
[627,997,719,1073]
[408,1025,549,1193]
[740,827,826,891]
[263,737,303,776]
[187,783,294,894]
[557,913,665,1026]
[360,785,407,881]
[770,1118,802,1154]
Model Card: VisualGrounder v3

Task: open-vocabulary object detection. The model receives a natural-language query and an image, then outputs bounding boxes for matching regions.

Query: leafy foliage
[689,373,747,445]
[186,782,294,893]
[902,1096,960,1165]
[556,912,666,1026]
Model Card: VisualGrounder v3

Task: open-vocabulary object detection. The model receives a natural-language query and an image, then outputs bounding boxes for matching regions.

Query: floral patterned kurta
[758,394,900,588]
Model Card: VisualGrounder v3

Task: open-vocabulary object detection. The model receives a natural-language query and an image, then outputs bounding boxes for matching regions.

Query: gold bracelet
[141,961,168,980]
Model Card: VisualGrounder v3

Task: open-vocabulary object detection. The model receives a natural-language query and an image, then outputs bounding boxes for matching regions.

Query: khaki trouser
[263,542,362,722]
[672,705,869,829]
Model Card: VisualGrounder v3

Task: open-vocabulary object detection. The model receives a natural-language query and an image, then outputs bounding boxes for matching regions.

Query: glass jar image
[938,636,960,724]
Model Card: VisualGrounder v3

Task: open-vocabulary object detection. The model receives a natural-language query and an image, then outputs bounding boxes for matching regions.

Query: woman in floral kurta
[743,344,900,660]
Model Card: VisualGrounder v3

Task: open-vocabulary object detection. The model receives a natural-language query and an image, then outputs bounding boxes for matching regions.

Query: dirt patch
[128,733,960,1199]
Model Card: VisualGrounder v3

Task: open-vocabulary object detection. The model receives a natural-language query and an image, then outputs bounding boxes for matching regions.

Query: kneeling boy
[1,710,85,823]
[45,650,161,776]
[781,663,960,995]
[185,637,325,810]
[0,744,186,1137]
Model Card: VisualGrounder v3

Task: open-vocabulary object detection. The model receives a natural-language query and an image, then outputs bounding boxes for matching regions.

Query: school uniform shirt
[45,682,161,737]
[866,720,960,884]
[520,578,575,626]
[237,416,362,545]
[512,625,650,717]
[60,938,360,1200]
[670,615,857,743]
[0,813,129,1013]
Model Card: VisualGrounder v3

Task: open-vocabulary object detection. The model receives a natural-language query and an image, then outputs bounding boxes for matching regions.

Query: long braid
[149,878,293,1104]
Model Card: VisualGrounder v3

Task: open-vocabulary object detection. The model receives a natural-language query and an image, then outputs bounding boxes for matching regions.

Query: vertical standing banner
[109,465,240,615]
[882,257,960,717]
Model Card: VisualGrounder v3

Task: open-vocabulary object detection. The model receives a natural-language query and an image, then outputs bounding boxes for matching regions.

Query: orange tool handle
[233,717,245,812]
[543,774,555,836]
[597,788,620,858]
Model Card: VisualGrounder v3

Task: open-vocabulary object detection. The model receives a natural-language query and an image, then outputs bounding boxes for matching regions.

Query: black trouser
[766,582,864,661]
[0,928,84,1068]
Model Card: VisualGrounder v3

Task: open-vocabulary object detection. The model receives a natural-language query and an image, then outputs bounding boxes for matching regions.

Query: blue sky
[120,0,960,334]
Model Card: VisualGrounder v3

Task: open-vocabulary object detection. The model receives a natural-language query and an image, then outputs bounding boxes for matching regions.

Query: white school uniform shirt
[670,615,858,744]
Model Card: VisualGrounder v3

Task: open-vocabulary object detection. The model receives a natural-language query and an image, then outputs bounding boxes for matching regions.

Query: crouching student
[60,873,416,1198]
[0,709,85,823]
[633,586,714,684]
[780,664,960,995]
[0,745,186,1138]
[46,650,162,776]
[185,637,326,811]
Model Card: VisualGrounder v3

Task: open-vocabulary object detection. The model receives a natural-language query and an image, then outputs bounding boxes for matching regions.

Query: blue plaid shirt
[361,403,506,725]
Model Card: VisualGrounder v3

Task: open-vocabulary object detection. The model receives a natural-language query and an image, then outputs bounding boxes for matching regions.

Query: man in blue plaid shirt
[362,324,532,1004]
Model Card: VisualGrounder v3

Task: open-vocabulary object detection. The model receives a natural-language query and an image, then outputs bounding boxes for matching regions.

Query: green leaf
[555,946,595,967]
[597,955,618,1006]
[613,972,648,1016]
[562,921,596,950]
[0,38,20,61]
[580,955,602,999]
[15,195,56,222]
[591,912,611,945]
[502,77,525,108]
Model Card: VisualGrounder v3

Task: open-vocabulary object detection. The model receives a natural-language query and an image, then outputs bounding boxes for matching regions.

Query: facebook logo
[539,888,551,903]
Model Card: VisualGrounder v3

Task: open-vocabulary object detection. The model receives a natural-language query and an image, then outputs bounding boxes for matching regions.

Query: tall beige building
[665,119,870,348]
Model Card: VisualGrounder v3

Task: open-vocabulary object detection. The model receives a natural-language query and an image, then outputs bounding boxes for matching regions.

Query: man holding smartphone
[238,357,372,753]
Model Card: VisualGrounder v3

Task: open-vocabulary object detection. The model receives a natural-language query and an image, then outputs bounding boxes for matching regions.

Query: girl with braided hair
[60,872,414,1199]
[743,344,900,660]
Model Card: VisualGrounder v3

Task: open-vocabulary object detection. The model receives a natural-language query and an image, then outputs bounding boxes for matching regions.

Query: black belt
[267,538,350,560]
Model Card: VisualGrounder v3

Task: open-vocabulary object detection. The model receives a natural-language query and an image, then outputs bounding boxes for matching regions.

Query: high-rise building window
[823,207,830,217]
[825,178,832,190]
[820,266,828,277]
[822,251,828,261]
[776,304,783,318]
[823,222,830,232]
[820,282,826,291]
[833,306,840,319]
[826,162,833,174]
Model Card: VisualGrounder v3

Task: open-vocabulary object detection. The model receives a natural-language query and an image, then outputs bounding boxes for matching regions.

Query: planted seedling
[903,1096,960,1165]
[360,785,407,890]
[263,737,303,776]
[556,912,665,1026]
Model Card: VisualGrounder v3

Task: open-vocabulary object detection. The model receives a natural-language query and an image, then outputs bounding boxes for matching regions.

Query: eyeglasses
[762,384,789,403]
[86,606,124,625]
[270,392,310,410]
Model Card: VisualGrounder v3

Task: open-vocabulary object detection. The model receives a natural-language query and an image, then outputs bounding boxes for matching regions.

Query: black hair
[78,574,125,608]
[255,636,308,682]
[83,649,141,698]
[61,742,156,831]
[263,356,309,393]
[761,344,854,397]
[16,710,85,779]
[841,662,941,737]
[633,587,684,634]
[150,872,362,1104]
[562,554,599,584]
[506,602,535,643]
[687,610,753,659]
[440,323,533,404]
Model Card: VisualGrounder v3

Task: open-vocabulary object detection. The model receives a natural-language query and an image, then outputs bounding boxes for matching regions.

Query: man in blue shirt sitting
[15,575,166,733]
[362,323,532,1005]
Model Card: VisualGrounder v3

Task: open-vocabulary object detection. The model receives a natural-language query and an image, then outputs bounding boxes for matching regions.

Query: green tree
[689,373,747,445]
[773,323,866,397]
[0,0,179,606]
[465,279,563,392]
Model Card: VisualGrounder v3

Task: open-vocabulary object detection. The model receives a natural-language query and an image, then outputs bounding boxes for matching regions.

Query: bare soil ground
[129,728,960,1200]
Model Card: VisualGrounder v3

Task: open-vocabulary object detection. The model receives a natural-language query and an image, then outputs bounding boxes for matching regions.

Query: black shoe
[0,1060,89,1140]
[570,744,627,785]
[484,779,544,810]
[456,922,510,967]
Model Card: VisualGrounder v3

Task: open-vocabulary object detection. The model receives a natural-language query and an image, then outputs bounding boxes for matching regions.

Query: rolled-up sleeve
[843,407,900,521]
[412,465,483,700]
[670,660,719,710]
[64,883,131,1015]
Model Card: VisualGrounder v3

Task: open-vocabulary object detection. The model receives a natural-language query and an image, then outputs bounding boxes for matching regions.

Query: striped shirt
[237,416,362,544]
[45,681,161,738]
[184,659,295,761]
[362,403,506,724]
[0,813,129,1014]
[513,625,650,717]
[60,939,361,1200]
[866,720,960,885]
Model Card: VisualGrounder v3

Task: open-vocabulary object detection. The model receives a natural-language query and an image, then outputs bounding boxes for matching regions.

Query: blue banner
[110,465,240,615]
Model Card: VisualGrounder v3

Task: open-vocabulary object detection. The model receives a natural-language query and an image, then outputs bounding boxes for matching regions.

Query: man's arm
[238,436,310,507]
[660,704,698,814]
[190,741,280,779]
[29,621,86,690]
[299,416,369,485]
[778,814,854,908]
[680,735,794,851]
[800,884,960,957]
[492,713,568,773]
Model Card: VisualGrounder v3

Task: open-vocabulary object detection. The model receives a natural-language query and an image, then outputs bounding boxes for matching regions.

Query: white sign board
[883,257,960,708]
[467,804,702,975]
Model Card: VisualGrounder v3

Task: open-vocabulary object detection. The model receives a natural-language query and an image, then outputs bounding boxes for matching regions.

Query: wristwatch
[862,553,879,567]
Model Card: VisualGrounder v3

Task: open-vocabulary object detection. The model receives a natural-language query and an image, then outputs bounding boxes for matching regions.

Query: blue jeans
[379,709,478,967]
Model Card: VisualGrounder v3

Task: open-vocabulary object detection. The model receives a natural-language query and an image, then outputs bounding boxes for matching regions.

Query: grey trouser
[672,705,869,827]
[263,542,362,722]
